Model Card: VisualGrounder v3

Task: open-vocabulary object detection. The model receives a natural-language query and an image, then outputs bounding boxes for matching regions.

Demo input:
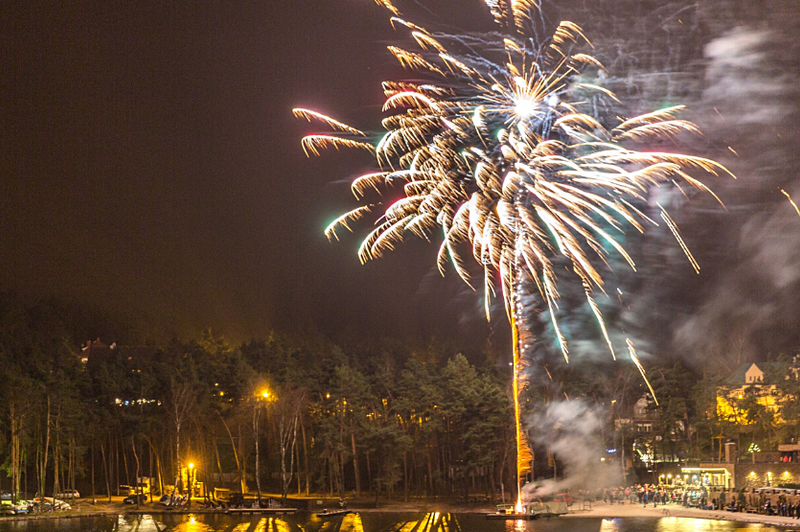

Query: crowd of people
[761,498,800,517]
[589,484,800,518]
[598,485,676,506]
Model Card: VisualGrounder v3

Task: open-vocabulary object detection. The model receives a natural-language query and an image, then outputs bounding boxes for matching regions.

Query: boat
[315,509,352,517]
[486,500,568,520]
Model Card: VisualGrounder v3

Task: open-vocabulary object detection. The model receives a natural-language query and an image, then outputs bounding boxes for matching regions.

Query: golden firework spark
[781,189,800,218]
[626,338,658,406]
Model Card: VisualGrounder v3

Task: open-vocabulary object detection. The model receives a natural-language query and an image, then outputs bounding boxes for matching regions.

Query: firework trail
[781,189,800,219]
[296,0,733,506]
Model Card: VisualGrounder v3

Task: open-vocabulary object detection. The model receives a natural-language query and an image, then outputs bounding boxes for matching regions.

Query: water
[0,513,789,532]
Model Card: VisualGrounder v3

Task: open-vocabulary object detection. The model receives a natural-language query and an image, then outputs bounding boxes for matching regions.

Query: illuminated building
[716,362,784,425]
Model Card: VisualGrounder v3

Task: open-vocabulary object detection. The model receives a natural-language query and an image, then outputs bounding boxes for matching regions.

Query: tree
[275,385,305,503]
[168,377,197,494]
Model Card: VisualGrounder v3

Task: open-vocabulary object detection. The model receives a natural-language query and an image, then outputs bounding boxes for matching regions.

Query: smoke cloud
[673,24,800,361]
[674,204,800,361]
[523,400,620,498]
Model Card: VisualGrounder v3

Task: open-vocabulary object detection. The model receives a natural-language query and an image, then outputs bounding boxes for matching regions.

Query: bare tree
[36,394,51,507]
[9,395,26,504]
[132,435,141,508]
[253,399,263,505]
[169,378,197,494]
[217,411,246,495]
[277,388,305,503]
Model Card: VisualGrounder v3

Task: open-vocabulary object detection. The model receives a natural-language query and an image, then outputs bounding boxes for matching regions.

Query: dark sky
[2,0,800,360]
[0,0,499,343]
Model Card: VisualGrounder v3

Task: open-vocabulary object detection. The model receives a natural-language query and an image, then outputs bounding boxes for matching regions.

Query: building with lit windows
[677,445,800,490]
[716,362,783,424]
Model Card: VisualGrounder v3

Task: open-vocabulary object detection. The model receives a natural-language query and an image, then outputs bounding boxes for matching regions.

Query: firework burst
[296,0,733,505]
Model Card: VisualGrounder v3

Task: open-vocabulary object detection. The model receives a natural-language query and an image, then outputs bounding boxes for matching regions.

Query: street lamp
[254,388,275,507]
[188,462,196,506]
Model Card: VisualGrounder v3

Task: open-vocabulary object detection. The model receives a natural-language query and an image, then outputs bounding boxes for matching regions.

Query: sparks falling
[781,189,800,218]
[296,0,733,505]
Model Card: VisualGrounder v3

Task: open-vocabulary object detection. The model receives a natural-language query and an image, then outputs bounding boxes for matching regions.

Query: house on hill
[716,362,782,425]
[684,360,800,490]
[615,394,685,470]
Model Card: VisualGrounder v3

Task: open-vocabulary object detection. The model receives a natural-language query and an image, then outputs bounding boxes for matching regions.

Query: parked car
[119,485,135,497]
[123,494,148,505]
[55,489,80,499]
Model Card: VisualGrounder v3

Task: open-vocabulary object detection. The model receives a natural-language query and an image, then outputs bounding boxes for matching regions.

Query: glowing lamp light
[262,391,270,398]
[188,462,194,469]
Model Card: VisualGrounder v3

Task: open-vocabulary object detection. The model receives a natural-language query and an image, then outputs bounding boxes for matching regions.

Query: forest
[2,293,800,505]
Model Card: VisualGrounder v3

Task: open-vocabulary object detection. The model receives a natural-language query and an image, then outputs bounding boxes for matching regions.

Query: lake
[0,512,789,532]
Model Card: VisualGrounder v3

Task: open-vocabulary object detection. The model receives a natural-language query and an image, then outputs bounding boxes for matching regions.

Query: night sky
[2,0,800,359]
[0,1,499,344]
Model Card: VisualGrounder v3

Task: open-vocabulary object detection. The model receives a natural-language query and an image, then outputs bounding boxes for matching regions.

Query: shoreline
[563,500,800,528]
[4,499,800,528]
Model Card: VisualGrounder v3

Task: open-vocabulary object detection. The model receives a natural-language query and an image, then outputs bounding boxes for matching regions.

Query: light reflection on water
[0,513,789,532]
[653,517,783,532]
[598,518,622,532]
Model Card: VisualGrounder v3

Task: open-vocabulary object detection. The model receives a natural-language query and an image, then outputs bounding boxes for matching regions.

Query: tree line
[0,294,515,504]
[1,293,799,505]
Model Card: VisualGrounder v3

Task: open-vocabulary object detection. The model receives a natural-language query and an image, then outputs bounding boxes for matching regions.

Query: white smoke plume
[675,204,800,361]
[702,28,790,128]
[523,400,620,499]
[673,24,800,360]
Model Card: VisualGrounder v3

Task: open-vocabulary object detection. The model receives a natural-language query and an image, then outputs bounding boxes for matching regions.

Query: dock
[486,501,568,520]
[315,509,351,517]
[485,513,538,520]
[225,507,298,515]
